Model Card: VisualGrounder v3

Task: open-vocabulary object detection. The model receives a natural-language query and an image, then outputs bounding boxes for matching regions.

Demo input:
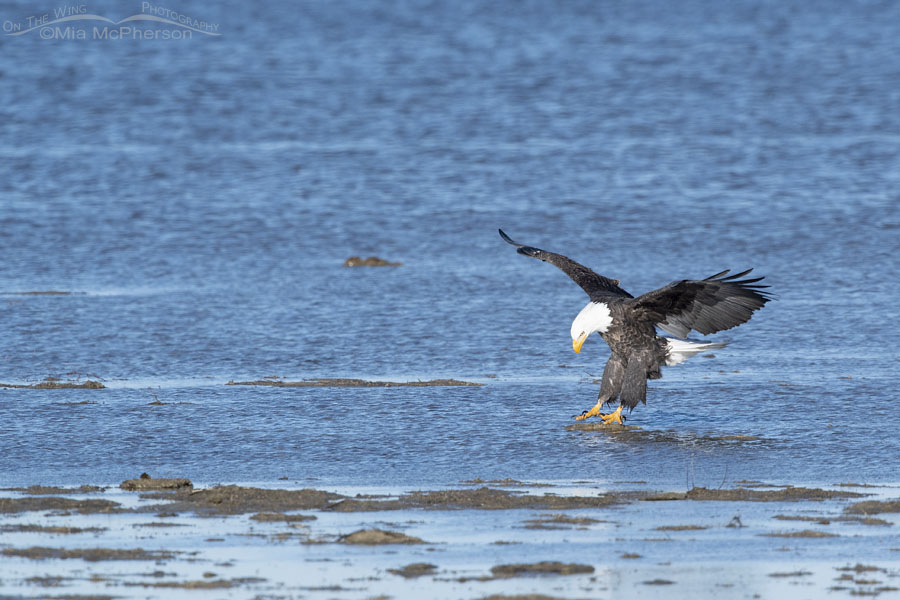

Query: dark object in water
[226,378,482,387]
[343,256,402,267]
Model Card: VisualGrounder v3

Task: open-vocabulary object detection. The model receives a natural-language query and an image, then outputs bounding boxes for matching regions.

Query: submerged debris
[522,514,602,529]
[226,378,482,387]
[1,547,176,561]
[124,579,241,589]
[461,478,554,487]
[388,562,438,578]
[14,290,73,295]
[565,422,642,432]
[490,561,595,577]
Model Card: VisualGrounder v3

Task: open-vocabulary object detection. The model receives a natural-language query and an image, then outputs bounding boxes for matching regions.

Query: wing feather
[499,229,632,300]
[628,269,772,338]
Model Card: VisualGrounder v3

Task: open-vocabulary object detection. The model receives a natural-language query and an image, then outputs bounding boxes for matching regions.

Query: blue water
[1,0,898,488]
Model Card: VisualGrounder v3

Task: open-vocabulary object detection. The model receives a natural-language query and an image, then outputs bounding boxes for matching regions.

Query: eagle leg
[575,354,626,421]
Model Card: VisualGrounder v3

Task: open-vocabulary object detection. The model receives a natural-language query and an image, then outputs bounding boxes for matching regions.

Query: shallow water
[2,0,900,492]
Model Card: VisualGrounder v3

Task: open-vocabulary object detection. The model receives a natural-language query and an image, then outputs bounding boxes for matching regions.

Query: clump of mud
[655,524,707,531]
[249,512,316,522]
[480,595,570,600]
[125,579,238,589]
[461,478,554,487]
[522,514,602,529]
[836,515,892,526]
[644,486,865,502]
[140,485,343,515]
[759,529,838,538]
[398,487,625,511]
[6,485,105,495]
[490,561,594,577]
[0,524,107,534]
[836,564,885,574]
[388,562,437,578]
[0,496,120,514]
[1,547,176,561]
[845,500,900,515]
[774,515,832,525]
[338,529,426,545]
[343,256,402,267]
[0,380,104,389]
[121,475,192,492]
[143,484,629,515]
[226,378,482,387]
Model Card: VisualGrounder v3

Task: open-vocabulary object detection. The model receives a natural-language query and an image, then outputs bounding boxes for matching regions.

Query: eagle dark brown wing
[628,269,772,338]
[499,229,633,300]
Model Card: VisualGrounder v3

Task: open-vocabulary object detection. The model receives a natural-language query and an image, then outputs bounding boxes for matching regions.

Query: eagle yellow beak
[573,332,587,353]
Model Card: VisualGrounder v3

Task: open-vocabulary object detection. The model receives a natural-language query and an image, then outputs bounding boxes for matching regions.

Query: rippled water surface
[1,0,899,489]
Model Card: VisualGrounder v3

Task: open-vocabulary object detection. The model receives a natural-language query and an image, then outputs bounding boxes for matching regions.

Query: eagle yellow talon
[575,403,625,424]
[599,405,625,425]
[575,402,604,421]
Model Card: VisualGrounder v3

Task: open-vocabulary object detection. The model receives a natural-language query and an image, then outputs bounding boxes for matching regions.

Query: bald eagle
[500,229,772,424]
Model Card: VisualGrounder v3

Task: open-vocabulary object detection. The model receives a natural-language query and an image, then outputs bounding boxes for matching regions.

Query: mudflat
[0,478,897,600]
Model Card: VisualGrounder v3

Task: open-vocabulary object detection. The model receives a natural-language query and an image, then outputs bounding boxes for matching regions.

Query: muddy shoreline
[0,476,871,516]
[1,477,898,599]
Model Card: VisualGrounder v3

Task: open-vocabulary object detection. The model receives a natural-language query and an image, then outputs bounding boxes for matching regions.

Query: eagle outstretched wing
[628,269,772,338]
[499,229,633,300]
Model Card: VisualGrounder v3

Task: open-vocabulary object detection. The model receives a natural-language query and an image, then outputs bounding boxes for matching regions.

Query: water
[1,0,899,490]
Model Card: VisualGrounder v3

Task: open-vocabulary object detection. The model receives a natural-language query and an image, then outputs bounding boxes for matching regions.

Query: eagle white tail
[663,338,728,366]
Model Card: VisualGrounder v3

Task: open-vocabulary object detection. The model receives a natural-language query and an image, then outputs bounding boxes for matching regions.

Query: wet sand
[1,477,898,599]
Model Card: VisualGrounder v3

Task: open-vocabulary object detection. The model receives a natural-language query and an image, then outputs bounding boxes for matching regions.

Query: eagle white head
[570,302,613,353]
